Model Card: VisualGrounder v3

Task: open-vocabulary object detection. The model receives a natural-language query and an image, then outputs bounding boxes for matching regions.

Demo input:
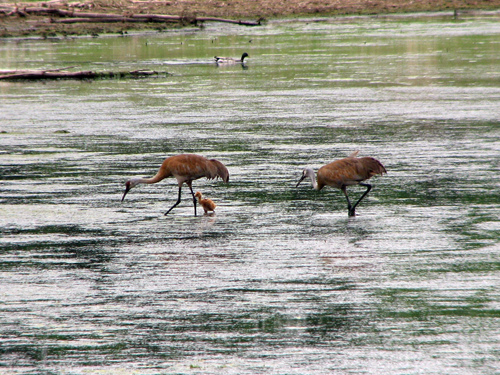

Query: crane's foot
[346,203,356,217]
[164,206,177,216]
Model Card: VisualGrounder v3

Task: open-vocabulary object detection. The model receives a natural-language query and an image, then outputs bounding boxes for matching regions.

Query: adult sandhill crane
[296,151,386,216]
[122,154,229,216]
[194,191,216,214]
[214,52,249,64]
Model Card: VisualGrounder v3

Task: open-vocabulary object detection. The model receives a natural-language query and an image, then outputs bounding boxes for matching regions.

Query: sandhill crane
[194,191,216,214]
[214,52,249,64]
[296,151,386,216]
[122,154,229,216]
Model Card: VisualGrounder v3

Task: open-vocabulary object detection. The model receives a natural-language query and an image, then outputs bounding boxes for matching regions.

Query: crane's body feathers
[155,154,229,185]
[316,156,386,190]
[122,154,228,216]
[297,152,386,216]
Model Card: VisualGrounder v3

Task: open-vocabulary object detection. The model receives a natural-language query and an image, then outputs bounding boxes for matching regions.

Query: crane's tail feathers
[209,159,230,183]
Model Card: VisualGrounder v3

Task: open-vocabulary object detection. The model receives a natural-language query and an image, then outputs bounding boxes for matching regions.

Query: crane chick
[194,191,216,214]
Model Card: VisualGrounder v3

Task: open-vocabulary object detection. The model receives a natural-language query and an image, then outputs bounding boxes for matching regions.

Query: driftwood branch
[4,6,262,26]
[0,69,166,80]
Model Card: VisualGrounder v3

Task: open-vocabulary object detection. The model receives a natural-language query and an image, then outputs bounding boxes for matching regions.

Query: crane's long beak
[296,175,306,188]
[122,185,131,201]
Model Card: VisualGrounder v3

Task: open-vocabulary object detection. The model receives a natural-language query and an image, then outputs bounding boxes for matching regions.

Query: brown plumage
[296,151,386,216]
[122,154,229,216]
[194,191,216,214]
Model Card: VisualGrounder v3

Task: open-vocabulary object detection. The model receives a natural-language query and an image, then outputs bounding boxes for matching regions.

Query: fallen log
[18,8,113,17]
[0,70,95,79]
[51,14,260,25]
[129,13,261,25]
[0,69,166,80]
[0,67,76,74]
[196,16,262,26]
[15,6,262,26]
[53,17,148,23]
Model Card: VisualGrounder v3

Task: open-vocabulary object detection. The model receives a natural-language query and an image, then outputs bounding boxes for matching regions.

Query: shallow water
[1,15,500,375]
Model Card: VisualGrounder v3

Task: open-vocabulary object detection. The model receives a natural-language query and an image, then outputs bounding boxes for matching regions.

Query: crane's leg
[187,182,197,217]
[350,183,372,216]
[341,186,354,216]
[165,185,183,216]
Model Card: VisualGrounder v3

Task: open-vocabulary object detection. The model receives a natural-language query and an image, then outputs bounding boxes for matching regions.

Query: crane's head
[121,179,140,201]
[296,168,314,188]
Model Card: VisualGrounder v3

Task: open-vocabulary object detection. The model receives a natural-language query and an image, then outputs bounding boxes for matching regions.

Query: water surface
[1,15,499,374]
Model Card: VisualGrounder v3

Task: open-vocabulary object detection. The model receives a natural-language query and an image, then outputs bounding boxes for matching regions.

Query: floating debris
[0,68,168,80]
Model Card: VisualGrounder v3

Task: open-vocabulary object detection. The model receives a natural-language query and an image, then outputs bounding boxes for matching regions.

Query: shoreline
[1,0,500,38]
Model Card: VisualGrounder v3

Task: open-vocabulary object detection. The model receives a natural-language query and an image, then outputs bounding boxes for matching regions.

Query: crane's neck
[127,174,164,191]
[304,168,319,190]
[134,169,168,185]
[137,176,162,184]
[123,172,168,202]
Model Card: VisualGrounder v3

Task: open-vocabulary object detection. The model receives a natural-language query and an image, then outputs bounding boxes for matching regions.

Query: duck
[194,191,217,214]
[214,52,249,64]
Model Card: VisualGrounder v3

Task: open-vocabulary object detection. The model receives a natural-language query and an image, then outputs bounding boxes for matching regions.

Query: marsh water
[1,14,500,375]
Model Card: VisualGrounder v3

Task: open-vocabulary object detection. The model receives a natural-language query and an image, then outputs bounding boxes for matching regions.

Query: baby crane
[194,192,216,214]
